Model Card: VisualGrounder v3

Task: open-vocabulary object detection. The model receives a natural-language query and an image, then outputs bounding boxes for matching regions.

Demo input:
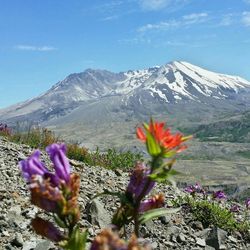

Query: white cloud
[242,12,250,26]
[138,12,208,32]
[182,13,208,24]
[244,0,250,4]
[138,0,189,11]
[163,40,206,48]
[139,0,171,11]
[15,45,57,51]
[138,20,179,32]
[118,37,152,44]
[101,15,119,21]
[220,14,234,26]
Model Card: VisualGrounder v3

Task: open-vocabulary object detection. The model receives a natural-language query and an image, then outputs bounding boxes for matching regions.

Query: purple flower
[245,198,250,209]
[90,229,151,250]
[19,150,49,182]
[184,183,203,194]
[213,190,226,200]
[184,185,194,193]
[194,183,202,192]
[46,143,70,183]
[126,162,155,200]
[230,204,241,213]
[139,194,165,213]
[30,176,62,213]
[90,229,126,250]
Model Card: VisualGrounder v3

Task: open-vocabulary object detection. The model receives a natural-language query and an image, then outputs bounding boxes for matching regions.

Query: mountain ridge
[1,60,250,117]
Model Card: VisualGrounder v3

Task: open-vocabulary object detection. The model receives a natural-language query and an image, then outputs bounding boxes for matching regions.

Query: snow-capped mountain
[138,61,249,102]
[114,61,250,102]
[1,61,250,126]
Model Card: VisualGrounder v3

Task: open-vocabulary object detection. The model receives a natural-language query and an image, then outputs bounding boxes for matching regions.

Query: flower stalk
[19,143,87,250]
[111,119,191,237]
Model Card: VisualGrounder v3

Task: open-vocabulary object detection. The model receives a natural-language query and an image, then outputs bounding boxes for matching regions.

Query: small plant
[9,126,59,149]
[186,197,236,230]
[184,183,205,197]
[181,193,250,240]
[0,123,11,136]
[19,143,87,249]
[67,143,89,162]
[96,119,191,236]
[67,145,143,170]
[87,148,143,170]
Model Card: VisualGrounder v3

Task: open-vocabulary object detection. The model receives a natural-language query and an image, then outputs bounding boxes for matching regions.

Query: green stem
[133,156,162,236]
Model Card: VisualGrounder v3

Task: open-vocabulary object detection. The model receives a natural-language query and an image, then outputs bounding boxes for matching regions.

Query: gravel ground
[0,136,249,250]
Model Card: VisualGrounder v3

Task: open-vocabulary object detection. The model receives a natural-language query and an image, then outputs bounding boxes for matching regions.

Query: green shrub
[183,196,250,239]
[82,148,143,170]
[187,198,235,230]
[0,123,12,137]
[10,127,59,149]
[67,143,89,162]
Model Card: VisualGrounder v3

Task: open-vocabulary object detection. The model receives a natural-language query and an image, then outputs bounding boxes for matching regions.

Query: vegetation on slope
[0,124,142,170]
[180,111,250,143]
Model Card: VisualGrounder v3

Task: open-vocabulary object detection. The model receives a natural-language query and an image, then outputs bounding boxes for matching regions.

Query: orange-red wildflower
[136,119,191,155]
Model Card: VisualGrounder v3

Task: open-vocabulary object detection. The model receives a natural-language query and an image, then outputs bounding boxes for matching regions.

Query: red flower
[136,119,190,156]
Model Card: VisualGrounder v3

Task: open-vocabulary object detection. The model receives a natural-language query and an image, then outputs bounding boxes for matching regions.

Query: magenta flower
[46,143,70,183]
[213,190,226,200]
[19,150,49,182]
[126,162,155,200]
[230,204,241,213]
[194,183,202,191]
[184,183,203,194]
[246,198,250,209]
[139,194,165,213]
[184,185,194,193]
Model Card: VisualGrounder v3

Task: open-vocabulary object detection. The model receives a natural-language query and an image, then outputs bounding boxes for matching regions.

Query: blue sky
[0,0,250,108]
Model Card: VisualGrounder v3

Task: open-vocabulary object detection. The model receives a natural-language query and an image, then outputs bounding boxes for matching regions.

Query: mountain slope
[1,61,250,148]
[1,61,250,122]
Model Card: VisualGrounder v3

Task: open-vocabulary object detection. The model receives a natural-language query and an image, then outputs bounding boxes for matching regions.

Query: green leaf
[143,122,149,130]
[139,207,180,224]
[60,226,88,250]
[162,150,176,158]
[53,214,67,228]
[146,132,161,156]
[149,163,181,182]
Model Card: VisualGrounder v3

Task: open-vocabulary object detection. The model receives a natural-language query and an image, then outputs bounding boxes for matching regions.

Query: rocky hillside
[0,137,249,249]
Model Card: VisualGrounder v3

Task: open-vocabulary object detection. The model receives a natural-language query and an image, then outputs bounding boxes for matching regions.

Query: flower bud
[46,143,71,183]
